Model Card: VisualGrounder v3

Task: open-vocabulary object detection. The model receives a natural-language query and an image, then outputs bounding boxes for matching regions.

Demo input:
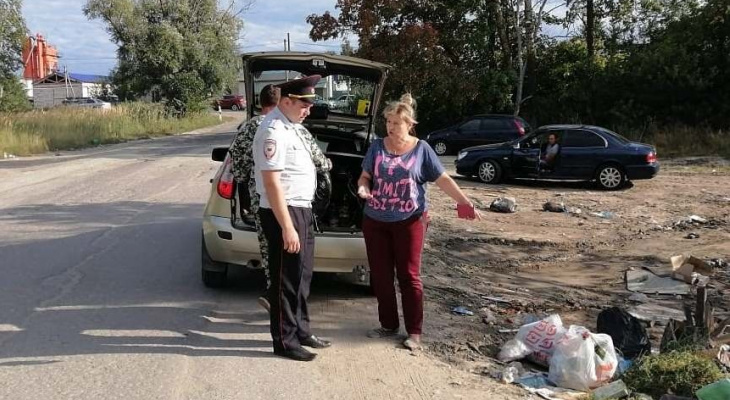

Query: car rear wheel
[433,141,448,156]
[231,104,239,111]
[477,160,502,184]
[596,164,626,190]
[201,234,228,288]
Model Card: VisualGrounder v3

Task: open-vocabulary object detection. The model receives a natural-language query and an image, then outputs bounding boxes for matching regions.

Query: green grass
[0,102,225,156]
[623,350,725,399]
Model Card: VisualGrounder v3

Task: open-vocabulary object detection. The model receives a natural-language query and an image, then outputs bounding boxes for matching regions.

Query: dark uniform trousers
[259,206,315,351]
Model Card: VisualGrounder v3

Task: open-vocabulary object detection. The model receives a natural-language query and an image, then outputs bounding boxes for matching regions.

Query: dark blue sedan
[454,125,659,190]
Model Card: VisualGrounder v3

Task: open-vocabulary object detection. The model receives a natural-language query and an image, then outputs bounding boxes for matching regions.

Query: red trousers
[363,212,428,335]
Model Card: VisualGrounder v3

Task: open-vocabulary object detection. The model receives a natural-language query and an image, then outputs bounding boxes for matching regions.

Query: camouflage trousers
[248,178,270,290]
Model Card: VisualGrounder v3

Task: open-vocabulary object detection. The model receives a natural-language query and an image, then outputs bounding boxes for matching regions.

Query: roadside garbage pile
[490,253,730,399]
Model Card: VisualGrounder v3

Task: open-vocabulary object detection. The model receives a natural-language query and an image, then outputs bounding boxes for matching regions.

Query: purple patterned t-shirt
[362,139,445,222]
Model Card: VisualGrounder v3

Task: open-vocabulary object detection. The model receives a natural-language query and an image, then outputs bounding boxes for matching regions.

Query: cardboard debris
[626,269,691,295]
[629,303,687,325]
[671,254,713,284]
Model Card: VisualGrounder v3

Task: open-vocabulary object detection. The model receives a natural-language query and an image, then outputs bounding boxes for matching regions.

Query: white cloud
[23,0,118,75]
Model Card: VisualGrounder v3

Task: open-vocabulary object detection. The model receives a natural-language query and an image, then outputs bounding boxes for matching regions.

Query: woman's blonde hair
[383,93,418,135]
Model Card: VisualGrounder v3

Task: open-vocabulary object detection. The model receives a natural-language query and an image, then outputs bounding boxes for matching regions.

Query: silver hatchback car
[201,52,391,288]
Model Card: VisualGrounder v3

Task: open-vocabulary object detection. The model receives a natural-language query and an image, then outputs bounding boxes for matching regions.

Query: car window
[563,130,606,148]
[596,127,631,144]
[481,119,509,130]
[460,119,481,132]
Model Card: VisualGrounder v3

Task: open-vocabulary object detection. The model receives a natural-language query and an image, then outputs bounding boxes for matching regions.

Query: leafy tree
[307,1,516,132]
[84,0,246,113]
[0,0,31,111]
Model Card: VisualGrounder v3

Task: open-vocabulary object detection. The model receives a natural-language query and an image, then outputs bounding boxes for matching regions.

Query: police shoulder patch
[264,139,277,160]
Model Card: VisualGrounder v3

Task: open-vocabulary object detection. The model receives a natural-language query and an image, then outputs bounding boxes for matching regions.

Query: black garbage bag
[597,307,651,359]
[313,170,331,220]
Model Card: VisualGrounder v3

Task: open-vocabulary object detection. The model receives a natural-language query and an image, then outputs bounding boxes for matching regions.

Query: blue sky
[22,0,349,76]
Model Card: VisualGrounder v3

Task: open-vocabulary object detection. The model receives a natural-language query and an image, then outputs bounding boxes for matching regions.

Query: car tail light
[514,119,526,136]
[646,152,657,164]
[216,155,235,199]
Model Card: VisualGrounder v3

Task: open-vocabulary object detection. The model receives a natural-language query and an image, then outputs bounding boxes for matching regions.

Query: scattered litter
[633,395,653,400]
[491,362,525,384]
[567,207,582,215]
[708,258,729,270]
[696,378,730,400]
[548,325,618,391]
[591,379,629,400]
[515,372,553,389]
[616,355,634,376]
[451,306,474,316]
[543,201,566,213]
[591,211,615,219]
[671,254,713,285]
[597,307,651,359]
[628,293,649,303]
[629,303,686,325]
[498,315,566,366]
[520,386,587,400]
[490,197,517,213]
[715,345,730,370]
[685,232,700,239]
[626,269,691,295]
[499,329,519,334]
[659,396,693,400]
[689,215,708,224]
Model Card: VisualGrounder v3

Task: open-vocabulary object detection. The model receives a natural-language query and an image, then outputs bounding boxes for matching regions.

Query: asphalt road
[0,119,513,400]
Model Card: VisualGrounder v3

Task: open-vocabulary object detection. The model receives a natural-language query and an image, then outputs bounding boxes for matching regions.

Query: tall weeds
[0,102,222,156]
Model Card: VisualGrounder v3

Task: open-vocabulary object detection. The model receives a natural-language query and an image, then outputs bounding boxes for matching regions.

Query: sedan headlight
[457,151,468,161]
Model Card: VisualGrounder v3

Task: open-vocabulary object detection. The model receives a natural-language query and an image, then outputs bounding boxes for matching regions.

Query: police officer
[253,75,331,362]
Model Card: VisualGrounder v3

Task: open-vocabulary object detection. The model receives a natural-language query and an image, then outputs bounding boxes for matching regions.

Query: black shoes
[300,335,332,349]
[274,347,317,362]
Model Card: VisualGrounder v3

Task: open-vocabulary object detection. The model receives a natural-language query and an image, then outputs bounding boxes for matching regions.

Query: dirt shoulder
[418,157,730,389]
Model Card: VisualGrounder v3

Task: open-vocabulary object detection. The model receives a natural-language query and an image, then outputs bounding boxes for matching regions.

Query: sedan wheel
[231,104,239,111]
[433,141,448,156]
[477,160,502,184]
[597,165,626,190]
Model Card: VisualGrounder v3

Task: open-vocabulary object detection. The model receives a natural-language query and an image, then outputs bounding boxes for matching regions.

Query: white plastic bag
[498,314,566,366]
[548,326,618,391]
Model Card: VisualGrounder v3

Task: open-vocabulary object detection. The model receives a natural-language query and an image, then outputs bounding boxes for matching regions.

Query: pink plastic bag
[498,315,566,366]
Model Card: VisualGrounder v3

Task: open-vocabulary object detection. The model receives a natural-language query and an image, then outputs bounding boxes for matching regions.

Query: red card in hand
[457,204,476,219]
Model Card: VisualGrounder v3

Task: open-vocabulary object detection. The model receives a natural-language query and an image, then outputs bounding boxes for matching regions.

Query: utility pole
[285,33,291,82]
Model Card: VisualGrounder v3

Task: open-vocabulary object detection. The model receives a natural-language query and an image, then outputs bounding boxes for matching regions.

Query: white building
[32,72,110,108]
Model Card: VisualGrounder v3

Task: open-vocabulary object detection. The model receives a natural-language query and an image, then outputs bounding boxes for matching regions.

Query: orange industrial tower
[22,34,59,80]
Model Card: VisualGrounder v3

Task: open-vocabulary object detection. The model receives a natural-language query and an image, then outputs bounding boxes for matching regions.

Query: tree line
[307,0,729,149]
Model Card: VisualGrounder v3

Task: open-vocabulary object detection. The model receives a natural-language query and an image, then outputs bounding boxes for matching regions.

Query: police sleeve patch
[264,139,277,160]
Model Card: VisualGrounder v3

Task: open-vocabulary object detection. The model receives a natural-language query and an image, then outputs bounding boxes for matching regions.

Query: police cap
[277,75,321,104]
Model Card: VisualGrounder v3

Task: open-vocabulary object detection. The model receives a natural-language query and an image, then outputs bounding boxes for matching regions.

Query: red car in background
[213,95,246,111]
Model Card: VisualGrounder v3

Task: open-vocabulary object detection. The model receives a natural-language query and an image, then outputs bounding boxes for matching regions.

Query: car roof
[471,114,521,119]
[537,124,605,130]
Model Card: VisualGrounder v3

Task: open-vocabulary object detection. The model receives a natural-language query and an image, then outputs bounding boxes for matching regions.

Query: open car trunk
[234,52,391,234]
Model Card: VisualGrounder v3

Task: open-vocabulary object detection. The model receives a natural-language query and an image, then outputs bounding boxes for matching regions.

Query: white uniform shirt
[253,107,316,209]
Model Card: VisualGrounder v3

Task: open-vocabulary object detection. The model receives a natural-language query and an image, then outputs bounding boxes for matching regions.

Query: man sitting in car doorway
[539,133,560,171]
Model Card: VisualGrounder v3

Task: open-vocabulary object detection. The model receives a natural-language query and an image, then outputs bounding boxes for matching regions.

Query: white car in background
[62,97,112,110]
